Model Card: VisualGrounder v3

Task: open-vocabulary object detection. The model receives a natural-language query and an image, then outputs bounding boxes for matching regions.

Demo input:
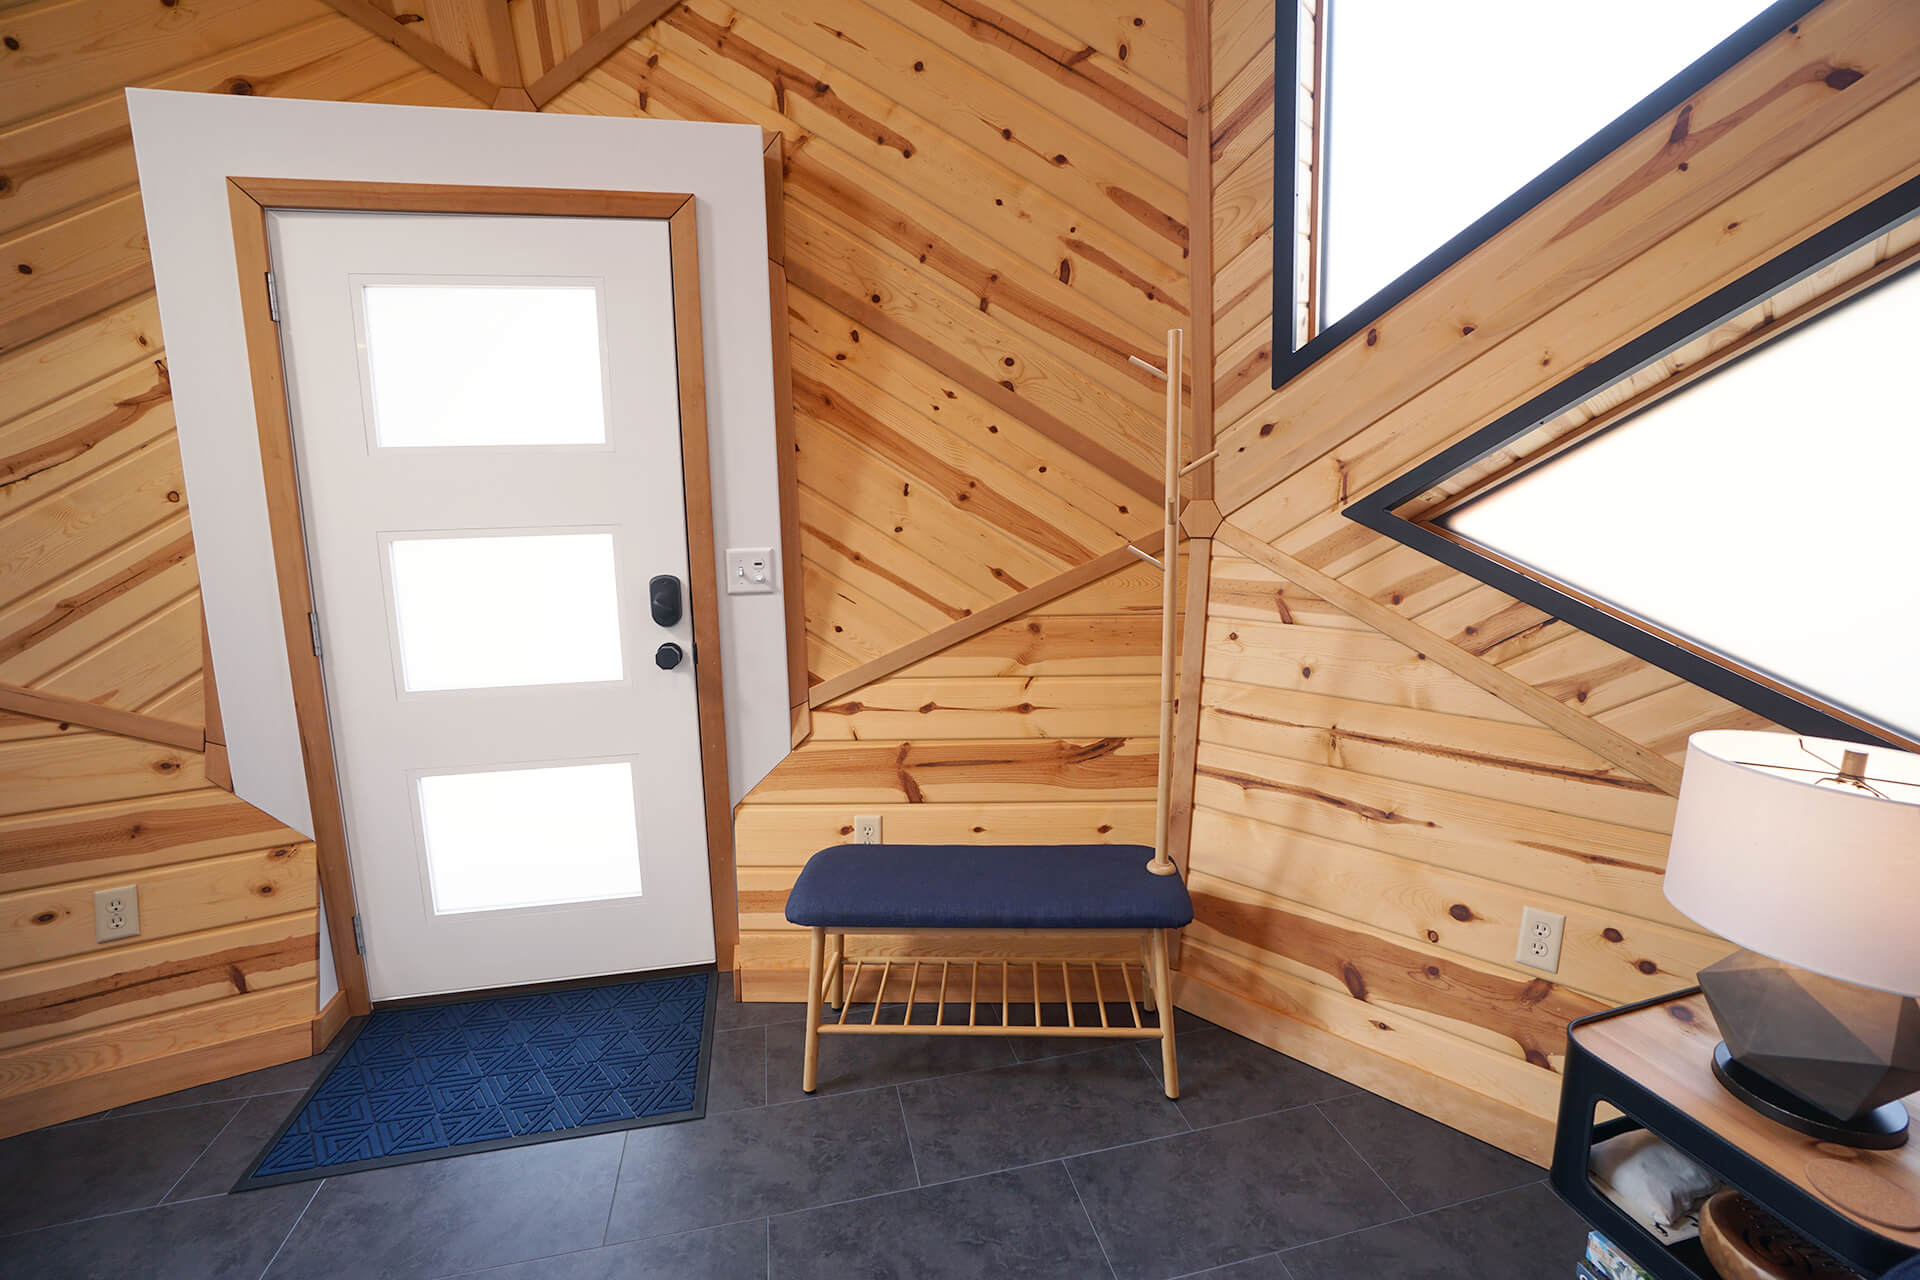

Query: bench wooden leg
[1139,936,1157,1013]
[803,926,825,1094]
[828,932,845,1011]
[1150,928,1178,1100]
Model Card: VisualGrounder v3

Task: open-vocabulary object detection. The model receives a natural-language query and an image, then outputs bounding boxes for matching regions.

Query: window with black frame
[1274,0,1813,386]
[1345,174,1920,752]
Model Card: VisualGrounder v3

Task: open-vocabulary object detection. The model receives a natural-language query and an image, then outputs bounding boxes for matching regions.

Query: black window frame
[1342,170,1920,752]
[1273,0,1823,389]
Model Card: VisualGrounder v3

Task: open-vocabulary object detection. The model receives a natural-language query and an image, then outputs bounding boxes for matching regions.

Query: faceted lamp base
[1699,949,1920,1151]
[1712,1042,1910,1149]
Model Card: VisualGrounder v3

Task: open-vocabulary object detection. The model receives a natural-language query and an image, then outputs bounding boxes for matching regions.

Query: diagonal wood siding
[1189,0,1920,1162]
[0,0,1193,1106]
[0,0,481,1132]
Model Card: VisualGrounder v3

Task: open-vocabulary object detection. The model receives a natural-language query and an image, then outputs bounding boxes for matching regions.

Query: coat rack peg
[1129,354,1170,380]
[1179,449,1219,477]
[1125,545,1163,569]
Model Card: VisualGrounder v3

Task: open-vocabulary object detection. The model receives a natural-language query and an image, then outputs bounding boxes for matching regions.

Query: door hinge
[307,611,322,657]
[351,913,366,955]
[265,271,280,323]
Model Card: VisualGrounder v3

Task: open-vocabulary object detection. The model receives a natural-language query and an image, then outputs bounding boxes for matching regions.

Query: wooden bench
[783,843,1195,1098]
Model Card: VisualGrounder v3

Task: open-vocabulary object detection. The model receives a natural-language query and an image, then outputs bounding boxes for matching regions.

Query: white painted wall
[127,93,789,999]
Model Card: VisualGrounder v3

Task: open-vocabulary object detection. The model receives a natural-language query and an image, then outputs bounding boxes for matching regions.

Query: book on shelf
[1586,1231,1655,1280]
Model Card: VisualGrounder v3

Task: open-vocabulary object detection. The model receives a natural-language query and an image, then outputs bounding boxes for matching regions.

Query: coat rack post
[1148,328,1183,877]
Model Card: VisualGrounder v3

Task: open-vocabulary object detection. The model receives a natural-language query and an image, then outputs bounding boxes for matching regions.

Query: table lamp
[1664,730,1920,1150]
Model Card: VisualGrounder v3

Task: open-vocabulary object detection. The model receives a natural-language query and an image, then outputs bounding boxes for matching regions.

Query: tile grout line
[894,1086,923,1187]
[598,1131,629,1249]
[1061,1159,1121,1280]
[765,1215,773,1280]
[255,1177,323,1280]
[1272,1179,1550,1263]
[1312,1100,1415,1219]
[155,1102,248,1206]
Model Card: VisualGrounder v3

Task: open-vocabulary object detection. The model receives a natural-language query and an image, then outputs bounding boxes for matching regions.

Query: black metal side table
[1552,988,1920,1279]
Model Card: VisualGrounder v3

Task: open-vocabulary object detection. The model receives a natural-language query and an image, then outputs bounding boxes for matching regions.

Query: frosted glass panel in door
[418,762,643,913]
[388,533,624,692]
[361,284,608,447]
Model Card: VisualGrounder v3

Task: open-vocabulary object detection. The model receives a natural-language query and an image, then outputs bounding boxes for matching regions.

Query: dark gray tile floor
[0,988,1588,1279]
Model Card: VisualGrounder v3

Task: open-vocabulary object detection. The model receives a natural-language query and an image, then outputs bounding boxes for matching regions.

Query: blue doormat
[236,970,716,1189]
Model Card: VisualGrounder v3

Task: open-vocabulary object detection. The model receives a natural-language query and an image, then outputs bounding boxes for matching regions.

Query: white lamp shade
[1665,730,1920,995]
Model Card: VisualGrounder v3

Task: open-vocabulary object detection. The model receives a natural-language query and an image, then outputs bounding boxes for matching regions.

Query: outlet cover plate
[1516,905,1565,974]
[852,815,882,844]
[94,884,140,944]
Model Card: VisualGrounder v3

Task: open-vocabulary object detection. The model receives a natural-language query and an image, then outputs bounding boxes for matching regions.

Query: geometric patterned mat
[236,970,714,1190]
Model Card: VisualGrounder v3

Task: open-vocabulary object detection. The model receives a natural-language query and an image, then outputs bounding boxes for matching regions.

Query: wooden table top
[1574,991,1920,1250]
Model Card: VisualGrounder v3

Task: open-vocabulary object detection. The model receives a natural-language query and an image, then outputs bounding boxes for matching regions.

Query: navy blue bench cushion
[784,844,1194,930]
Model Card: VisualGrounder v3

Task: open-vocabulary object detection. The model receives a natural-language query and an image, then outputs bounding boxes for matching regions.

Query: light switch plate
[725,547,777,595]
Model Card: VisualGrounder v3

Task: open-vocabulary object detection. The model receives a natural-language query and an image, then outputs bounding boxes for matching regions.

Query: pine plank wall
[1190,0,1920,1159]
[0,0,1914,1158]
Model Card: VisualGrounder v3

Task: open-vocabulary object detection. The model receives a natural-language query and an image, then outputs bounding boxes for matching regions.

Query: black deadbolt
[649,574,683,627]
[654,642,684,670]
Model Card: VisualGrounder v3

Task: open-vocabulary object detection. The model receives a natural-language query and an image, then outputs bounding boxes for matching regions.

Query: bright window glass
[1319,1,1772,323]
[418,762,641,913]
[362,284,607,447]
[389,533,623,692]
[1438,263,1920,741]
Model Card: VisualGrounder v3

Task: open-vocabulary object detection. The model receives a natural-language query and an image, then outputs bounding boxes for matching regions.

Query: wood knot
[268,847,292,860]
[1602,927,1624,942]
[228,78,253,95]
[1670,1004,1695,1023]
[1426,930,1439,942]
[3,35,19,49]
[166,490,181,502]
[1424,964,1441,978]
[256,883,275,896]
[153,758,180,774]
[1365,328,1378,347]
[32,911,57,925]
[1096,824,1112,833]
[838,825,853,835]
[16,262,31,274]
[0,176,11,193]
[1340,962,1368,1000]
[1825,66,1863,91]
[971,826,985,833]
[1636,959,1658,974]
[1448,904,1473,922]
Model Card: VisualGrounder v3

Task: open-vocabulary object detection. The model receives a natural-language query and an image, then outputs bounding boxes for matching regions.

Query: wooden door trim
[225,178,739,1015]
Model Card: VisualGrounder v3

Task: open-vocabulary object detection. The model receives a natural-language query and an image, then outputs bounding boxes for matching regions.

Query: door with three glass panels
[268,208,714,1000]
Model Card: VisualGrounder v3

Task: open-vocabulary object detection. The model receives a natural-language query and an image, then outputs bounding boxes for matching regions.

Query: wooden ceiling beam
[526,0,683,110]
[317,0,502,106]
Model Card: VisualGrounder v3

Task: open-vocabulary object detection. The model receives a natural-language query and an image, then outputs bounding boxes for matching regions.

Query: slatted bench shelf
[784,843,1195,1098]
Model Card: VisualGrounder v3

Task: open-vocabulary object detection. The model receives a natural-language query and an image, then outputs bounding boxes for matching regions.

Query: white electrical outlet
[94,884,140,944]
[1515,905,1565,974]
[852,815,882,844]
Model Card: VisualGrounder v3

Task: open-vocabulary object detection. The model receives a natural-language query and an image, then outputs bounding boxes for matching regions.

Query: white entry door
[267,209,715,1000]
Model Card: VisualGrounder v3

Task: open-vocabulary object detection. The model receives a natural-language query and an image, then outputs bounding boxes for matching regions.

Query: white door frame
[226,177,737,1015]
